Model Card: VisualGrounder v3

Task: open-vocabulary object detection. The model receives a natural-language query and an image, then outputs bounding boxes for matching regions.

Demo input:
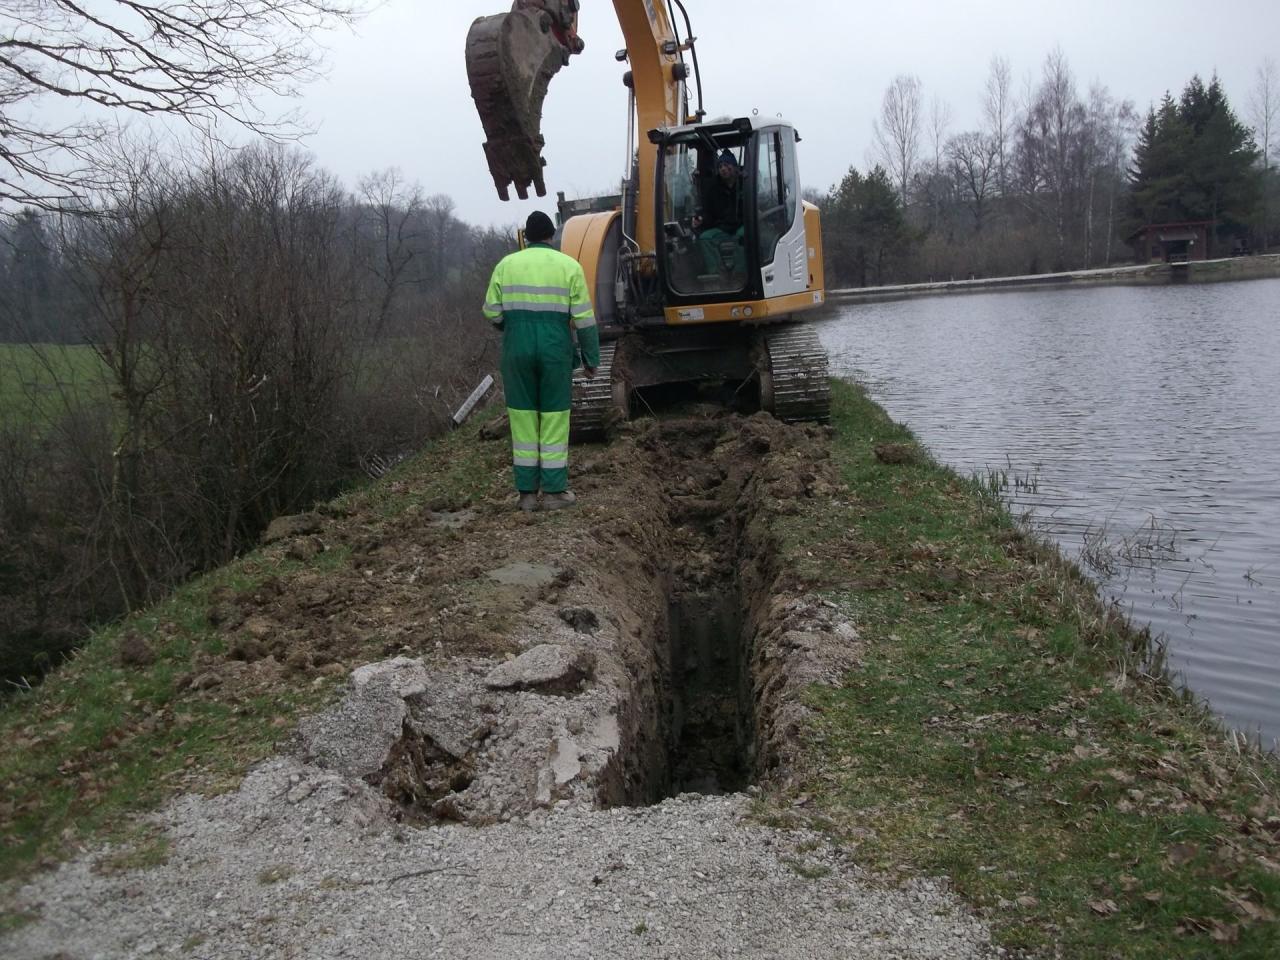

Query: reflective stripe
[513,443,539,453]
[484,302,502,314]
[539,443,568,454]
[570,300,593,313]
[573,315,597,330]
[501,300,571,313]
[513,456,540,468]
[508,409,540,447]
[505,285,571,297]
[539,411,570,454]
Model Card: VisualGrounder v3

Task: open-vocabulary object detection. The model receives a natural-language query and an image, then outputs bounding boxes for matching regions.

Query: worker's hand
[583,366,597,380]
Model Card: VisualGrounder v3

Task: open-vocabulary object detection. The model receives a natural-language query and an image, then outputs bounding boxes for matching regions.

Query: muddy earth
[3,412,998,958]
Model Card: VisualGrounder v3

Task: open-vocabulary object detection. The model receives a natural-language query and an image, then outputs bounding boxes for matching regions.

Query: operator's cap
[717,149,739,169]
[525,210,556,242]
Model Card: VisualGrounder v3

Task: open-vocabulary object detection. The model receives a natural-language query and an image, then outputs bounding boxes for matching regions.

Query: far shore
[828,252,1280,304]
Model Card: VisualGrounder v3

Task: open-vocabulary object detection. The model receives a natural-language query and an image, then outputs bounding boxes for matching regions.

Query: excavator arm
[465,0,687,252]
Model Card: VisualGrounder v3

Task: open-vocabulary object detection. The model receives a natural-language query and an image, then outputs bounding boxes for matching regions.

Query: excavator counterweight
[465,1,584,201]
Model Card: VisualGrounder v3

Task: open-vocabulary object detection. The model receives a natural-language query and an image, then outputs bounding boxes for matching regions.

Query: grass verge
[778,380,1280,958]
[0,410,507,888]
[0,343,108,430]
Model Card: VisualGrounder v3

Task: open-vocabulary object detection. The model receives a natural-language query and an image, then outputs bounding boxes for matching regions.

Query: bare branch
[872,74,922,202]
[1249,57,1278,170]
[0,0,364,211]
[983,55,1013,195]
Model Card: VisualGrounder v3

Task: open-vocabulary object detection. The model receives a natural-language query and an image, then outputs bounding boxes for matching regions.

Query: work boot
[542,490,577,510]
[518,492,540,512]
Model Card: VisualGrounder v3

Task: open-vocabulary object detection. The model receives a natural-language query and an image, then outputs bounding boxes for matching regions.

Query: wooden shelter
[1126,221,1215,264]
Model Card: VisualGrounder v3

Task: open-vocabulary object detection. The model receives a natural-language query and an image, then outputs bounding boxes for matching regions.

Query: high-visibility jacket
[482,243,600,371]
[482,242,600,494]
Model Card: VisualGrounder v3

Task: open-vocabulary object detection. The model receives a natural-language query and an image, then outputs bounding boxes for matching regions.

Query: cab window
[754,132,779,265]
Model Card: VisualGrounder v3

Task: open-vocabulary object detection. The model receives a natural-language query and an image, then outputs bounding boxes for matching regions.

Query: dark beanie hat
[525,210,556,242]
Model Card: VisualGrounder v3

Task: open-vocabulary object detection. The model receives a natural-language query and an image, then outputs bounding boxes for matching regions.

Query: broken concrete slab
[551,737,582,785]
[483,644,595,694]
[485,561,558,588]
[297,657,430,778]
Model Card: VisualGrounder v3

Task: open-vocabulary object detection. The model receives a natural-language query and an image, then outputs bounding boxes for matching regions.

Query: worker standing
[483,211,600,512]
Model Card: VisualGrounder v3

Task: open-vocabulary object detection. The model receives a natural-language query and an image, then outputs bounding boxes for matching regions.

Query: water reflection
[819,280,1280,747]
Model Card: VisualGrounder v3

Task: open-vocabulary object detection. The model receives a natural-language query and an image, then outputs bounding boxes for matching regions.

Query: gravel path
[4,757,998,959]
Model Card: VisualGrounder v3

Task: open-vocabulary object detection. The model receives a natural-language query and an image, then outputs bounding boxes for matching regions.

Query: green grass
[337,411,510,519]
[0,404,507,883]
[0,343,108,430]
[780,380,1280,959]
[0,552,331,881]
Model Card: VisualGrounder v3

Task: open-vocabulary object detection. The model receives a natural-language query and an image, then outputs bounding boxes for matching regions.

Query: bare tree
[0,0,363,211]
[873,74,923,202]
[1081,84,1135,266]
[1023,49,1084,268]
[983,55,1014,197]
[1250,57,1279,251]
[423,193,459,288]
[358,168,423,335]
[947,131,999,232]
[928,96,952,176]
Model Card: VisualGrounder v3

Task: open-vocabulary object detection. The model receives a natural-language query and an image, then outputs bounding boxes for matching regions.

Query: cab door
[754,126,808,299]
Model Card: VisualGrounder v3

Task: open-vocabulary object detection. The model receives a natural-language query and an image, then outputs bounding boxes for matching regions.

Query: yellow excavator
[466,0,829,437]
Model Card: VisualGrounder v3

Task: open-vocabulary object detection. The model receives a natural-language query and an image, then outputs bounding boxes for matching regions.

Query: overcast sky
[291,0,1278,230]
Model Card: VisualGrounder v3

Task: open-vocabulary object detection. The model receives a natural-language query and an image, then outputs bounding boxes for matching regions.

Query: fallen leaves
[1167,843,1200,867]
[1175,916,1240,943]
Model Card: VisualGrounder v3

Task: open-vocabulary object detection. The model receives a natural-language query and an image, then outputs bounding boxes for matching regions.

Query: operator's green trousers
[699,225,746,275]
[501,317,573,494]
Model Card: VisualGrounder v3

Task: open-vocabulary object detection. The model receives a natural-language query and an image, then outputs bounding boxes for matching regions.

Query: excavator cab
[655,119,809,307]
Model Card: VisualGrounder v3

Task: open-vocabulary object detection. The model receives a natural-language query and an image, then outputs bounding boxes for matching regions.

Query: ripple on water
[820,279,1280,747]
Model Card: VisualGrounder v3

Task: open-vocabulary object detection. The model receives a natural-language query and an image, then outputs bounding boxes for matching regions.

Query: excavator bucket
[465,2,584,201]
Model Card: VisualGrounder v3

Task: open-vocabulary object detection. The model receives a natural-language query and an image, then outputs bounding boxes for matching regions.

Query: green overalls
[482,243,601,494]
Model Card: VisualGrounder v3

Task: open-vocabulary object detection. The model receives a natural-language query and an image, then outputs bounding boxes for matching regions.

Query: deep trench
[370,419,781,823]
[665,587,752,796]
[652,423,760,800]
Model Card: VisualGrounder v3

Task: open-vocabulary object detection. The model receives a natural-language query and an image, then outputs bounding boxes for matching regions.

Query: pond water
[818,279,1280,747]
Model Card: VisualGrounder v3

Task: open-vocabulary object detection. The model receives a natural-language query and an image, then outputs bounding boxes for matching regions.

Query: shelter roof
[1125,220,1216,243]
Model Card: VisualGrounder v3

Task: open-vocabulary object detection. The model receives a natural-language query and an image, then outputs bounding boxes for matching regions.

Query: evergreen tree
[1128,75,1259,242]
[1128,95,1191,226]
[824,166,912,286]
[1180,76,1260,234]
[0,210,59,341]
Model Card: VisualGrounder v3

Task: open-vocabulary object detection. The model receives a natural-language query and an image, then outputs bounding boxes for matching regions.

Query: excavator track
[761,324,831,424]
[570,340,622,441]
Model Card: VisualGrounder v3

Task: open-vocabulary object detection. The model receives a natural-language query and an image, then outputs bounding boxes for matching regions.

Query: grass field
[0,343,108,430]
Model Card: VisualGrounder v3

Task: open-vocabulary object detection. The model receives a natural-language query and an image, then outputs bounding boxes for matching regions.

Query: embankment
[830,253,1280,304]
[2,384,1278,959]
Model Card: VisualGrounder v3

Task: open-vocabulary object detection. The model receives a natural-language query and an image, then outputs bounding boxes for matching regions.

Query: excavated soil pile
[269,410,863,824]
[160,411,865,824]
